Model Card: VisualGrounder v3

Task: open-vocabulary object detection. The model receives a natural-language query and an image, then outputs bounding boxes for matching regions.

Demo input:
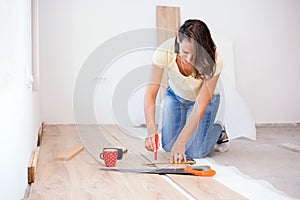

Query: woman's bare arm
[144,64,164,152]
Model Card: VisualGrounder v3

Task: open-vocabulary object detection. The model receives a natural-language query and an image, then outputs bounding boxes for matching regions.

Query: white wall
[0,0,41,199]
[40,0,300,124]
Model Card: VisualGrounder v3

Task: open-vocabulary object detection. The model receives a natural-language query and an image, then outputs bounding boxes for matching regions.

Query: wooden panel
[156,6,181,105]
[156,6,180,45]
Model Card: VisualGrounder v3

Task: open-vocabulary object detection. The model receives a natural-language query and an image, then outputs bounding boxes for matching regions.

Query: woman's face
[180,39,193,63]
[176,39,194,77]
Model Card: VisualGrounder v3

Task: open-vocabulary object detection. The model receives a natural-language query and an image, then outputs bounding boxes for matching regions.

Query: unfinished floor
[27,124,300,199]
[211,124,300,199]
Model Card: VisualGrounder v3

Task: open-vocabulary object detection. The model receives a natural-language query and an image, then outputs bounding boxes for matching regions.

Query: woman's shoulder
[214,50,224,75]
[153,37,176,68]
[157,37,176,52]
[215,50,223,64]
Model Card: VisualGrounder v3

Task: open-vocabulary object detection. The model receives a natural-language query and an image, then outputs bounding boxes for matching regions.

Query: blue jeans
[161,86,222,158]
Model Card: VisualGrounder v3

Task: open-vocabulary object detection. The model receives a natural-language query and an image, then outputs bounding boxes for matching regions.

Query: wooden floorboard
[101,125,148,154]
[121,127,248,199]
[167,175,247,200]
[30,125,187,199]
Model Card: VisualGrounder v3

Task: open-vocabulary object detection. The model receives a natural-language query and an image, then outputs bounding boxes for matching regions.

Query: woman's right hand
[144,134,159,152]
[144,64,164,152]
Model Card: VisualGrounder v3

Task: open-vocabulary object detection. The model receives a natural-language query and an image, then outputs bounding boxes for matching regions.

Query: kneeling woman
[144,19,228,162]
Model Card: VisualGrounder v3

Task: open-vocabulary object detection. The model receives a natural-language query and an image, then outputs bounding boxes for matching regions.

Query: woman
[144,19,229,163]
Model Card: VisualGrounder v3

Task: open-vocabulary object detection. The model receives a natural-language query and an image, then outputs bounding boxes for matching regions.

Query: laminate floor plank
[76,124,150,168]
[139,130,248,199]
[31,125,187,200]
[167,175,248,200]
[101,125,148,154]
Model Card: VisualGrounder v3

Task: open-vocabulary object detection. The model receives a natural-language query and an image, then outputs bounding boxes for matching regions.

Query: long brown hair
[175,19,216,79]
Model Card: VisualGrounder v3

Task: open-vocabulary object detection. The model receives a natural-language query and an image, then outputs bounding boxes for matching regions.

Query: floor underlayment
[210,124,300,199]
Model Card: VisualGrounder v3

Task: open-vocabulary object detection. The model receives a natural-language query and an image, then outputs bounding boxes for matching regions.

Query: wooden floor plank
[76,124,150,168]
[167,175,248,200]
[55,145,84,160]
[99,125,175,168]
[31,125,187,199]
[101,125,148,154]
[75,125,123,165]
[126,126,248,199]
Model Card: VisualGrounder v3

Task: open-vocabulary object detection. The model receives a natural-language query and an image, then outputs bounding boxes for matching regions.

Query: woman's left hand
[170,141,187,163]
